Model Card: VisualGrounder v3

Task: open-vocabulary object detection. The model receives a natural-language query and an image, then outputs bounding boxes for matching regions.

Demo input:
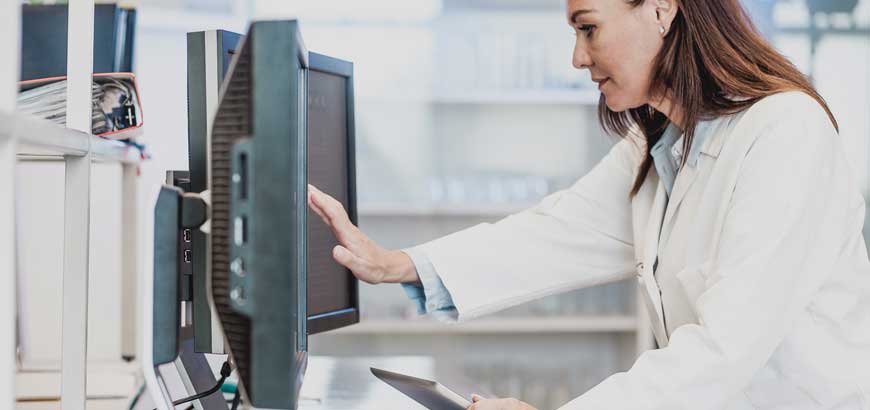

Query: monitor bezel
[306,51,361,335]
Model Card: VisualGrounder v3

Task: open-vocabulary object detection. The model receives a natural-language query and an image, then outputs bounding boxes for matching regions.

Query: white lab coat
[418,92,870,409]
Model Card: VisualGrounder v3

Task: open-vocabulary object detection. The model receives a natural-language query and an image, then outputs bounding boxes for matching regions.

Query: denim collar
[650,121,713,196]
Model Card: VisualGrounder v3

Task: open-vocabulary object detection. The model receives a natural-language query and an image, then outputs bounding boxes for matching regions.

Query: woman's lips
[597,78,609,90]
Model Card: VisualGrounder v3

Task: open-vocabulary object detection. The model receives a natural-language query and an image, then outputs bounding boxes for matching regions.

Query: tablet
[370,367,472,410]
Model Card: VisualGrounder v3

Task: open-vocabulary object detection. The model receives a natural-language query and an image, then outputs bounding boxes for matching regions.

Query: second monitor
[306,52,360,334]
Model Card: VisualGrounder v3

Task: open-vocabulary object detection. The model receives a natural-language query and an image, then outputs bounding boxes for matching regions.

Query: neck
[649,94,685,131]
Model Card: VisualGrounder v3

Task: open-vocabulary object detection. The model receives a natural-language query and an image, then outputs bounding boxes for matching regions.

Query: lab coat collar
[661,118,724,231]
[687,120,715,166]
[697,116,728,158]
[660,119,720,168]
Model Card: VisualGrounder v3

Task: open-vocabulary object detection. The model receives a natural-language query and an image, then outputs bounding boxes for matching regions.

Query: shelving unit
[359,203,531,217]
[430,89,601,105]
[136,6,247,33]
[0,2,19,408]
[0,1,143,409]
[362,89,602,106]
[8,113,142,162]
[335,316,638,335]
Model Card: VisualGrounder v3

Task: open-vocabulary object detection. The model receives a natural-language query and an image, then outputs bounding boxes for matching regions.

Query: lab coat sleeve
[561,96,851,409]
[417,138,642,322]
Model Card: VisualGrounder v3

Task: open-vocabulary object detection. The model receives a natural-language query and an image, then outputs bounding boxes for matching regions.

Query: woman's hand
[307,184,419,285]
[468,394,537,410]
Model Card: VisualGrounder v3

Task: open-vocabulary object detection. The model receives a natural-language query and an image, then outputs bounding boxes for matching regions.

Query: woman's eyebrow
[569,9,596,25]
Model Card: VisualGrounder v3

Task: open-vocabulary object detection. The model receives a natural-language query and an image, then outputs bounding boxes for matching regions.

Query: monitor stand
[147,185,226,409]
[175,325,229,410]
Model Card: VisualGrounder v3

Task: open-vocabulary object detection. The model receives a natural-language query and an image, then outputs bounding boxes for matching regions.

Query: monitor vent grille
[210,37,252,389]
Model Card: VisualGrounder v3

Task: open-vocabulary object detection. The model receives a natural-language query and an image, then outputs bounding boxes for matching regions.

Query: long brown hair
[599,0,839,196]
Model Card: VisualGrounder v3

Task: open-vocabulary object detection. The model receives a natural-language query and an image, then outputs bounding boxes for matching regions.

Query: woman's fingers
[471,394,484,402]
[309,184,354,232]
[308,185,332,218]
[308,189,331,227]
[308,184,354,242]
[332,245,361,271]
[309,184,386,284]
[310,188,363,251]
[467,398,533,410]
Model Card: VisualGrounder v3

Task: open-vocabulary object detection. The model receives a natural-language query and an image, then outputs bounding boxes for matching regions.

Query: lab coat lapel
[662,120,722,230]
[639,181,669,346]
[661,159,701,232]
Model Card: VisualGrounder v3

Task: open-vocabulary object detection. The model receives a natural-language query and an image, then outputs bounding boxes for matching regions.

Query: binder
[21,4,136,81]
[19,72,145,141]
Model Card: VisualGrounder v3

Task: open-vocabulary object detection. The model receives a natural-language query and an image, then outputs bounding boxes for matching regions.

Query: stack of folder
[18,73,145,141]
[17,80,105,129]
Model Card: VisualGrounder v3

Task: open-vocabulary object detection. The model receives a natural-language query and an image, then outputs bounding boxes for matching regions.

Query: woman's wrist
[380,249,420,284]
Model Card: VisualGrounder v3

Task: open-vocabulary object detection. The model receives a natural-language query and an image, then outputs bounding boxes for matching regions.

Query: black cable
[128,383,145,410]
[230,387,241,410]
[184,394,239,409]
[153,361,232,410]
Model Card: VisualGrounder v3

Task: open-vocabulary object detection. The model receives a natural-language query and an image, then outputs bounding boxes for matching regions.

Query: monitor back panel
[210,20,309,408]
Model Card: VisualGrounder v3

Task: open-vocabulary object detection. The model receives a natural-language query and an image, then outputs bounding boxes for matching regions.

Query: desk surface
[298,356,480,410]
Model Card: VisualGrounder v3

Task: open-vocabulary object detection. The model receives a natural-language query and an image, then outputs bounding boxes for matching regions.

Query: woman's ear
[654,0,678,35]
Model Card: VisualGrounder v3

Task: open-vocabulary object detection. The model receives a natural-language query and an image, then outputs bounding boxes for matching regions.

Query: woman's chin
[603,95,643,113]
[604,99,628,112]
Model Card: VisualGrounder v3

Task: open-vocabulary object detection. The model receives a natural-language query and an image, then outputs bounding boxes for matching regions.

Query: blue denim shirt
[400,246,459,320]
[650,122,711,197]
[401,121,712,319]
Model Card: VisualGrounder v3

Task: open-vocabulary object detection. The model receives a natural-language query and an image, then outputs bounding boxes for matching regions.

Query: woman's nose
[573,42,592,69]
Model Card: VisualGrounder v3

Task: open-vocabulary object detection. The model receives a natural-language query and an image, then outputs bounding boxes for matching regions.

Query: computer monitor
[207,20,360,409]
[187,30,362,357]
[306,51,360,334]
[204,21,359,408]
[187,29,243,354]
[209,21,309,408]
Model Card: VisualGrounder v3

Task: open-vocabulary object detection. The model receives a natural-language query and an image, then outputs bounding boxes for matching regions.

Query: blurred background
[133,0,868,408]
[15,0,868,408]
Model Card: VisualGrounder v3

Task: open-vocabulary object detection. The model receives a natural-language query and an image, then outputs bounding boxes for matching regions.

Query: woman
[308,0,870,408]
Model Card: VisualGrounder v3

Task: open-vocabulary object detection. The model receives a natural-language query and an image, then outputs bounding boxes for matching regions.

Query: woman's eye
[577,24,596,36]
[573,24,595,37]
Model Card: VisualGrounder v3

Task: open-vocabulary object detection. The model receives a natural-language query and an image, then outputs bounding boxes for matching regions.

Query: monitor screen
[306,53,360,334]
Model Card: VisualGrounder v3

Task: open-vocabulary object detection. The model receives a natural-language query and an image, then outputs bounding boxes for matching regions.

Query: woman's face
[567,0,667,112]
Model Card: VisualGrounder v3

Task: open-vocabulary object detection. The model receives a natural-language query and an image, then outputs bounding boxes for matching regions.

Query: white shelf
[16,361,138,401]
[16,398,131,410]
[332,316,638,335]
[431,89,601,105]
[444,0,565,10]
[359,203,533,217]
[137,7,248,33]
[363,89,601,105]
[0,111,142,164]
